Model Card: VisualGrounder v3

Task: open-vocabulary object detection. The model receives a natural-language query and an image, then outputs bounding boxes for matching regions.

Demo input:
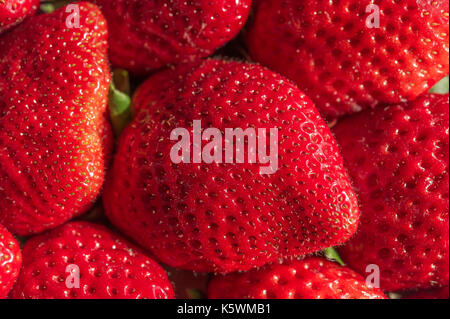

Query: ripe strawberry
[0,3,113,235]
[404,287,449,299]
[334,94,449,291]
[246,0,450,119]
[0,223,21,299]
[90,0,252,74]
[208,257,387,299]
[10,221,174,299]
[103,59,360,274]
[0,0,39,33]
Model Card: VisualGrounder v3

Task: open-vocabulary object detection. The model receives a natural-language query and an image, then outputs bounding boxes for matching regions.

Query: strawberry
[246,0,450,119]
[10,221,174,299]
[208,257,387,299]
[103,59,360,274]
[0,223,21,298]
[334,94,449,291]
[404,287,449,299]
[90,0,252,74]
[0,0,39,33]
[0,2,113,235]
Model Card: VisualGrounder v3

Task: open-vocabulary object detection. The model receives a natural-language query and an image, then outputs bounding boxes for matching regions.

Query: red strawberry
[334,94,449,291]
[0,0,39,33]
[0,223,21,299]
[0,2,113,235]
[404,287,449,299]
[246,0,450,119]
[10,221,174,299]
[103,59,360,273]
[90,0,252,74]
[208,257,387,299]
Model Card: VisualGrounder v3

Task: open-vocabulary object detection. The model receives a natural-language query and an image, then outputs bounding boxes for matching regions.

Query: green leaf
[40,1,73,13]
[40,3,56,13]
[429,75,449,94]
[324,247,345,266]
[109,69,132,137]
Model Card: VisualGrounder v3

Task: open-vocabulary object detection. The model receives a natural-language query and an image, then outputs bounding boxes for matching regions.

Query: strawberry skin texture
[103,59,360,274]
[0,0,39,33]
[405,287,449,299]
[246,0,450,119]
[0,3,113,235]
[208,257,387,299]
[10,221,174,299]
[90,0,252,74]
[0,224,21,299]
[335,94,449,292]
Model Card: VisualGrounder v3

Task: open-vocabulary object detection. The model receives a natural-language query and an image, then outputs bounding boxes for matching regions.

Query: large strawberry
[0,2,113,235]
[0,224,21,298]
[90,0,252,74]
[0,0,39,33]
[334,94,449,292]
[208,257,387,299]
[103,59,360,274]
[10,221,174,299]
[246,0,450,119]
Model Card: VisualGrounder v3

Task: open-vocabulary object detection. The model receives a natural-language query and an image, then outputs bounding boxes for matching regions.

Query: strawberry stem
[109,69,132,137]
[324,247,345,266]
[40,1,72,13]
[39,3,56,13]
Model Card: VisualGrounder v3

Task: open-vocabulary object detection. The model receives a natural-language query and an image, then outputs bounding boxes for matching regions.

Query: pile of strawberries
[0,0,448,300]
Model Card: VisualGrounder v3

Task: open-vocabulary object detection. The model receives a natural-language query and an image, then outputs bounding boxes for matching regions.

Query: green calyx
[324,247,345,266]
[109,69,132,137]
[40,1,72,13]
[39,3,56,13]
[429,75,449,94]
